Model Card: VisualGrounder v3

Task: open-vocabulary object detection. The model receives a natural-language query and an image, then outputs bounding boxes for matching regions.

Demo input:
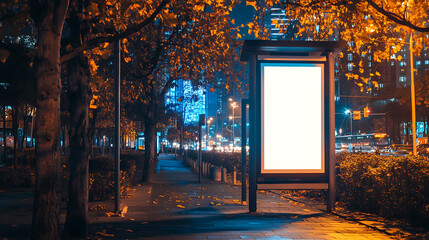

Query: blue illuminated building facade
[165,80,210,125]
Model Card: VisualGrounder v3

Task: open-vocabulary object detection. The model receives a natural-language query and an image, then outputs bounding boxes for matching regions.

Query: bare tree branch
[365,0,428,32]
[282,0,429,32]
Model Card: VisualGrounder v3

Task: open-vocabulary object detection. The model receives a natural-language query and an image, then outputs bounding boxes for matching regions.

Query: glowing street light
[231,102,238,150]
[345,109,352,135]
[206,117,213,148]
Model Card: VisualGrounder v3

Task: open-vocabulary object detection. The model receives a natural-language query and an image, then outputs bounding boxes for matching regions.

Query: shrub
[61,151,141,201]
[184,150,429,225]
[1,151,141,202]
[0,166,35,190]
[186,150,241,172]
[88,153,138,201]
[336,152,429,225]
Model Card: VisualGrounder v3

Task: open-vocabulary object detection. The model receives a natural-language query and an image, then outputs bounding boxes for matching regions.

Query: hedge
[1,151,142,202]
[185,150,429,225]
[336,152,429,225]
[87,153,138,201]
[0,166,35,190]
[186,150,242,172]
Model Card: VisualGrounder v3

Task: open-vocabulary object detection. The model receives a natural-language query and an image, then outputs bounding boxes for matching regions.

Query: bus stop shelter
[240,40,345,212]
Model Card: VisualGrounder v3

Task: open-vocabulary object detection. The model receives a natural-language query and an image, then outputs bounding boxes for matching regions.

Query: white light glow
[262,63,324,173]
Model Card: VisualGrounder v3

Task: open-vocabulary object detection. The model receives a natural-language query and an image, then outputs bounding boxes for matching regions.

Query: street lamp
[230,102,238,150]
[345,109,352,135]
[410,35,417,156]
[206,117,213,149]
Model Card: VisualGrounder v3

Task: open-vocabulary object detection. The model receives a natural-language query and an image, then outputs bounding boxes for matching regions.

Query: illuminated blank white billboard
[261,63,324,174]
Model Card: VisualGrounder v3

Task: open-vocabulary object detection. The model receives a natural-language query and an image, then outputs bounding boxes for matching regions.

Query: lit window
[391,54,396,59]
[416,61,421,66]
[348,63,353,71]
[391,61,395,66]
[379,83,384,88]
[425,60,429,64]
[368,62,371,67]
[368,55,371,60]
[400,62,407,66]
[399,76,407,82]
[347,53,353,61]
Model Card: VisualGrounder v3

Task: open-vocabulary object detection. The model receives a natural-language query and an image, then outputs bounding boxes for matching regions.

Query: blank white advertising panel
[261,63,324,174]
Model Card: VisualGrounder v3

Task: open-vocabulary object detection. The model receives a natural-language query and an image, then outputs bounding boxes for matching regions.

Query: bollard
[212,166,222,182]
[221,167,227,183]
[209,165,214,179]
[203,162,207,177]
[233,166,237,185]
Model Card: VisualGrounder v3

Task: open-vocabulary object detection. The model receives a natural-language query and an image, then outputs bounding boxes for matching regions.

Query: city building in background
[164,78,247,151]
[165,80,207,125]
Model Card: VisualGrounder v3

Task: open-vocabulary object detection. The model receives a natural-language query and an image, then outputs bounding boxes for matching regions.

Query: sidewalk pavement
[87,154,397,240]
[0,189,33,239]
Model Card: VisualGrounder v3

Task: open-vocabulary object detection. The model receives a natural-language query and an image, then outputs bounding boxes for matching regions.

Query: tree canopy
[247,0,429,89]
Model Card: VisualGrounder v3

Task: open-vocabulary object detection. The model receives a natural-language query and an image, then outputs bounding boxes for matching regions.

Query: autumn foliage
[247,0,429,90]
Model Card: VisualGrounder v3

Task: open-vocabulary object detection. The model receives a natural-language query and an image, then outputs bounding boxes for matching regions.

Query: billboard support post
[328,53,336,212]
[241,99,249,202]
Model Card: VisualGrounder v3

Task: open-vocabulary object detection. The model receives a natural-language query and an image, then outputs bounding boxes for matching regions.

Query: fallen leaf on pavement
[89,204,105,211]
[96,230,114,237]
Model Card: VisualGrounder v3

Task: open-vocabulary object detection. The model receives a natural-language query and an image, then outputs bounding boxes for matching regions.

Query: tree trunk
[142,101,159,182]
[30,1,69,239]
[30,108,35,148]
[22,106,28,150]
[90,109,98,158]
[12,105,18,168]
[2,105,6,164]
[64,56,91,238]
[63,1,93,235]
